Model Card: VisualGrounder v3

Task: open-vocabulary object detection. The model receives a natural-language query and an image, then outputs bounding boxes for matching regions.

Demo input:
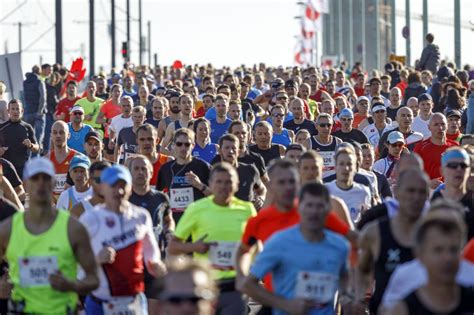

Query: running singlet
[403,286,474,315]
[272,128,292,147]
[192,142,218,164]
[310,136,342,176]
[79,204,160,300]
[6,211,78,314]
[150,154,169,186]
[50,149,79,199]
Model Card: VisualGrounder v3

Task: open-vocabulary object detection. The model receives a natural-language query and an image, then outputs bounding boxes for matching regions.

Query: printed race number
[208,242,238,269]
[19,256,58,287]
[294,271,338,303]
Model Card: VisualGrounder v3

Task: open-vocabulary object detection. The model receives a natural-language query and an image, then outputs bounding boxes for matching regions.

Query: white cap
[23,157,56,180]
[387,131,405,144]
[70,105,84,114]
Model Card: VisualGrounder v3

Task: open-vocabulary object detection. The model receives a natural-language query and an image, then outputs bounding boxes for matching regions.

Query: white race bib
[19,256,58,287]
[294,271,338,303]
[319,151,335,170]
[54,174,67,194]
[170,187,194,212]
[103,296,142,315]
[208,242,238,269]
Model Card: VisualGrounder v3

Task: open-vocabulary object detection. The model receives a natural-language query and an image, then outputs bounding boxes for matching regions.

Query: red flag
[305,1,320,21]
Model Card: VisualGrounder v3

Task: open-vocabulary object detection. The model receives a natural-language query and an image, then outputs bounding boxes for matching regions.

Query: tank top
[173,120,182,130]
[50,149,77,197]
[250,144,281,167]
[370,218,414,313]
[404,286,474,315]
[272,128,291,147]
[310,136,340,174]
[151,153,169,186]
[163,116,173,127]
[81,197,95,214]
[6,211,77,314]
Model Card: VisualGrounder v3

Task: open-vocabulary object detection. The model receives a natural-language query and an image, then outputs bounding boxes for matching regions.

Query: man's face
[255,75,263,87]
[70,110,84,124]
[298,193,329,233]
[152,102,165,119]
[390,89,401,106]
[219,140,239,164]
[85,138,102,159]
[180,96,193,116]
[27,174,54,203]
[387,141,404,157]
[240,85,250,99]
[285,86,297,97]
[299,158,322,183]
[52,124,68,147]
[442,158,470,189]
[131,158,151,187]
[215,99,228,118]
[373,108,387,123]
[230,124,248,149]
[230,89,239,101]
[67,84,78,98]
[169,97,181,114]
[132,111,146,126]
[289,101,304,120]
[421,73,432,86]
[428,116,447,140]
[447,116,461,134]
[356,75,365,86]
[397,108,413,130]
[270,167,299,208]
[218,88,231,98]
[275,93,289,106]
[228,104,241,121]
[202,96,214,110]
[121,100,132,116]
[96,78,106,92]
[209,170,238,201]
[381,79,390,91]
[137,129,156,155]
[70,167,88,187]
[87,82,97,96]
[370,81,381,95]
[254,126,272,147]
[320,102,334,115]
[316,117,332,137]
[102,180,132,207]
[407,99,420,117]
[8,103,23,121]
[361,148,374,170]
[326,81,335,95]
[309,76,318,91]
[340,116,353,132]
[173,135,194,160]
[271,108,285,127]
[299,84,310,99]
[336,73,345,86]
[419,100,433,116]
[124,77,133,89]
[396,175,429,220]
[336,153,356,182]
[357,100,369,114]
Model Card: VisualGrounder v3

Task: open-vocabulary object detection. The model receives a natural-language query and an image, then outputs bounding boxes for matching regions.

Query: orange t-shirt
[150,153,169,186]
[50,149,79,199]
[100,99,122,138]
[463,239,474,263]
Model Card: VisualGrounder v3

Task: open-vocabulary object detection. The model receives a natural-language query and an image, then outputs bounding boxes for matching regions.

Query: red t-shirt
[354,86,366,97]
[463,239,474,263]
[100,99,122,138]
[413,138,459,179]
[309,88,327,102]
[55,97,81,123]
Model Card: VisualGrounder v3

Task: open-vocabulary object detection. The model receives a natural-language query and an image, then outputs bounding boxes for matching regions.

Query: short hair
[369,77,382,85]
[136,123,157,138]
[90,160,112,175]
[7,99,23,109]
[173,128,195,143]
[270,104,286,114]
[415,208,466,248]
[66,80,78,88]
[267,158,297,178]
[380,75,391,82]
[335,147,356,163]
[298,182,330,205]
[132,105,146,115]
[298,150,323,167]
[315,113,333,124]
[218,133,239,147]
[193,117,210,135]
[128,154,153,173]
[215,93,229,103]
[210,162,238,181]
[202,94,215,102]
[216,84,230,93]
[120,96,133,105]
[179,93,193,104]
[152,96,168,108]
[228,120,248,133]
[254,120,272,132]
[426,33,434,43]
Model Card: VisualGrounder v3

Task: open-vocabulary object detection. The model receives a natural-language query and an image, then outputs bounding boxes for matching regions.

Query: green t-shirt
[75,97,104,130]
[174,195,256,280]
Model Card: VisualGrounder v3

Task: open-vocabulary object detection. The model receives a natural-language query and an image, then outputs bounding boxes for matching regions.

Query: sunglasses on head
[175,142,192,147]
[446,162,469,170]
[318,123,332,128]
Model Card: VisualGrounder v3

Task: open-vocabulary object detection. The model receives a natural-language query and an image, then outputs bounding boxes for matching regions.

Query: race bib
[319,151,335,170]
[124,152,140,161]
[19,256,58,287]
[54,174,67,194]
[170,187,194,212]
[103,296,143,315]
[294,271,338,303]
[208,242,238,270]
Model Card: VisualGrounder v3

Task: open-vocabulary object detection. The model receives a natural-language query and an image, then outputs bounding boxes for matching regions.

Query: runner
[169,162,257,315]
[157,89,182,140]
[240,182,351,315]
[332,108,369,145]
[362,102,394,149]
[54,80,81,123]
[356,169,430,314]
[67,105,93,154]
[373,131,406,180]
[446,109,463,143]
[283,97,317,135]
[107,96,133,160]
[353,96,370,129]
[209,94,232,144]
[284,143,306,162]
[84,131,105,164]
[270,105,294,148]
[386,87,403,121]
[56,155,92,211]
[0,157,99,314]
[192,117,218,164]
[75,81,103,132]
[145,97,168,128]
[96,83,122,143]
[80,164,166,314]
[412,93,434,139]
[114,105,146,164]
[249,121,286,167]
[156,128,211,222]
[161,93,195,152]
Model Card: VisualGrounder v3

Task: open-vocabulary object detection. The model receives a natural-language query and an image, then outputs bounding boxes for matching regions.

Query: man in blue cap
[80,164,165,314]
[56,155,92,211]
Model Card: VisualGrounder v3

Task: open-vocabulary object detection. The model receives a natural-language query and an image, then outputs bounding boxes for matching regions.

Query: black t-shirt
[0,120,37,177]
[0,196,18,222]
[374,170,392,199]
[0,158,22,188]
[156,157,210,223]
[211,150,266,179]
[386,106,403,121]
[117,127,138,163]
[235,162,261,202]
[357,203,389,230]
[249,144,282,167]
[145,117,160,128]
[284,119,317,135]
[129,189,170,226]
[332,129,369,145]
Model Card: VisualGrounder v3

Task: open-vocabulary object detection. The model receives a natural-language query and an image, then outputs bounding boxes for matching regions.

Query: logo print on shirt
[105,217,115,228]
[387,248,400,262]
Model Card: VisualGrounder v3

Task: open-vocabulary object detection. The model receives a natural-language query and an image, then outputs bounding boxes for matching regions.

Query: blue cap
[100,164,132,186]
[441,148,470,167]
[69,155,91,170]
[339,108,354,119]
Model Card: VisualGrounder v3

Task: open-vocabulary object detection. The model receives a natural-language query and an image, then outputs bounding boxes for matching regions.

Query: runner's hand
[146,259,167,278]
[192,234,217,254]
[49,271,74,292]
[283,298,319,315]
[84,114,93,121]
[185,171,202,188]
[22,139,32,149]
[0,273,13,299]
[98,246,116,264]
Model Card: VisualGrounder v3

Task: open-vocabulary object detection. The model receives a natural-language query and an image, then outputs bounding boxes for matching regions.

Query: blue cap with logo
[339,108,354,119]
[100,164,132,186]
[69,155,91,171]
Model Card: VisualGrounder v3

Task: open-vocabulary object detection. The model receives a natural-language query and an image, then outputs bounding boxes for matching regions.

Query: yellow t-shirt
[75,97,104,130]
[174,196,256,280]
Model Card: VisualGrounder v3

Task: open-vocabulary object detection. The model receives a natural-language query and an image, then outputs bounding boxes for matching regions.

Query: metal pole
[89,0,95,77]
[154,53,157,67]
[55,0,63,64]
[337,0,343,65]
[422,0,428,45]
[454,0,461,67]
[138,0,142,65]
[374,0,380,69]
[405,0,410,66]
[111,0,116,68]
[348,0,353,67]
[391,0,396,53]
[361,0,366,68]
[18,22,22,53]
[147,21,151,67]
[126,0,130,62]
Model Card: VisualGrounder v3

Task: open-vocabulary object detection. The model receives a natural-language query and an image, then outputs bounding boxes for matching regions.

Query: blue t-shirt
[192,142,218,164]
[210,118,232,144]
[250,226,349,315]
[67,123,93,154]
[205,107,217,120]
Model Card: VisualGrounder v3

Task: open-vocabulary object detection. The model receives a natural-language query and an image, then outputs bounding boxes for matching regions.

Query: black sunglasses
[318,123,332,128]
[175,142,192,147]
[165,295,203,305]
[273,113,285,118]
[446,162,469,170]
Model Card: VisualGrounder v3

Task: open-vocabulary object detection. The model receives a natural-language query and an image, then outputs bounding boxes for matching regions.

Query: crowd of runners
[0,36,473,314]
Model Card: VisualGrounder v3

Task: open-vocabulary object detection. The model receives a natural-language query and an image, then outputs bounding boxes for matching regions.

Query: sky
[0,0,473,75]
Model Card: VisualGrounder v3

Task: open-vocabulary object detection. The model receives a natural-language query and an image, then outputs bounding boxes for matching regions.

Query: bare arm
[95,111,106,125]
[168,235,215,256]
[0,177,23,211]
[160,124,175,155]
[355,223,378,302]
[70,202,85,219]
[235,242,259,290]
[330,196,354,230]
[157,120,167,142]
[14,185,26,203]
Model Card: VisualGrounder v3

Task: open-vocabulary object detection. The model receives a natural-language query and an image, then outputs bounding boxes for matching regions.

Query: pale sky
[0,0,473,74]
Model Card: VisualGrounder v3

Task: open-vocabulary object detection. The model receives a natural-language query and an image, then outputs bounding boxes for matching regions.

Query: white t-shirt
[363,123,394,148]
[359,168,379,199]
[381,259,474,309]
[326,180,371,223]
[56,186,93,211]
[412,114,433,140]
[109,115,133,140]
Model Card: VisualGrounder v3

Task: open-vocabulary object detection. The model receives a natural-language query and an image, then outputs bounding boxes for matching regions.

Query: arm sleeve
[26,124,37,144]
[142,211,161,263]
[1,161,21,188]
[241,216,258,247]
[56,190,68,210]
[249,235,281,280]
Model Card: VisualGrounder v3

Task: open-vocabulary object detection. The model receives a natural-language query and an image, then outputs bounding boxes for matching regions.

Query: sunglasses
[277,97,288,101]
[446,162,469,170]
[165,295,203,305]
[73,112,84,116]
[341,118,353,122]
[390,143,404,148]
[374,110,385,114]
[318,123,332,128]
[273,113,285,118]
[175,142,192,147]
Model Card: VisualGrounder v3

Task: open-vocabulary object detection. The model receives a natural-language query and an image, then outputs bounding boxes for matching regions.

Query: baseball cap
[387,131,405,144]
[417,93,432,102]
[100,164,132,186]
[446,110,462,119]
[357,96,369,104]
[286,143,305,152]
[23,157,55,180]
[164,89,181,99]
[271,78,284,90]
[285,79,297,89]
[441,148,470,167]
[85,130,102,142]
[339,108,354,119]
[145,74,155,82]
[371,103,386,113]
[70,105,84,114]
[69,155,91,171]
